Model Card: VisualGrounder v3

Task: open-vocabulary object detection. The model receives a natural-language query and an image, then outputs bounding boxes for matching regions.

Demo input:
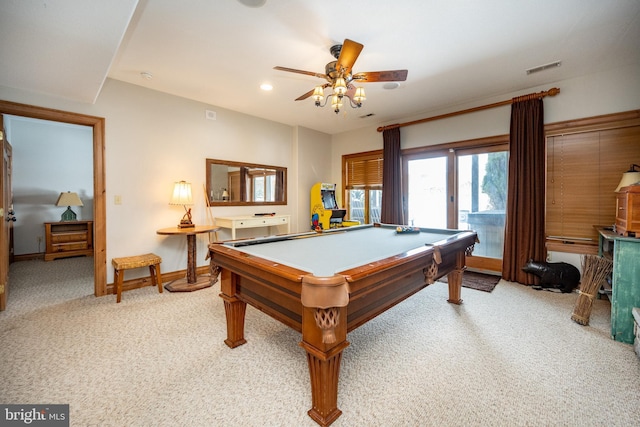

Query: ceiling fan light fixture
[331,94,343,113]
[334,77,347,95]
[273,38,407,115]
[353,87,366,105]
[312,86,325,104]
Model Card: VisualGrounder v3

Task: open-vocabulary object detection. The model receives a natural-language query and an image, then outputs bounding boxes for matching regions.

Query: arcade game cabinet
[310,182,358,230]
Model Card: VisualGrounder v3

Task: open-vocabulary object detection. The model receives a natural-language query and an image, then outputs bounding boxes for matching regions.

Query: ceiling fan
[274,39,408,113]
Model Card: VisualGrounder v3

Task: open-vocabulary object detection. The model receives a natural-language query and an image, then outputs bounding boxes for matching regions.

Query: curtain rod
[377,87,560,132]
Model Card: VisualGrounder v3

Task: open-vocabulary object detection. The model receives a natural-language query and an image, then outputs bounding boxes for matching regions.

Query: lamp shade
[353,87,366,103]
[170,181,193,205]
[334,77,347,95]
[312,86,325,102]
[615,164,640,192]
[56,191,83,221]
[56,192,83,207]
[615,172,640,192]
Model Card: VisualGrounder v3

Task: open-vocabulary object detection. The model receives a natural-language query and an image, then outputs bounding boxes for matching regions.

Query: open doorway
[0,100,106,307]
[7,115,93,258]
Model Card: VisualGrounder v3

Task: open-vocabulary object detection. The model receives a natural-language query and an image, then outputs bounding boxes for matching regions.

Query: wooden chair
[112,253,163,303]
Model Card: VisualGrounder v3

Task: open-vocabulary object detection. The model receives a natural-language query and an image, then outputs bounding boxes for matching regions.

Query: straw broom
[571,254,613,325]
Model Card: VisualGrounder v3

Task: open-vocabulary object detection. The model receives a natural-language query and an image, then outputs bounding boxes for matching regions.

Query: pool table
[209,223,477,426]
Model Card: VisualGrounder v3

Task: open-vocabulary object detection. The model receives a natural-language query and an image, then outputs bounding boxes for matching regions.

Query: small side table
[156,225,219,292]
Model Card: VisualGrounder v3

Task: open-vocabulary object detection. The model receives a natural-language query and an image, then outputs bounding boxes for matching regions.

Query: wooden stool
[112,253,163,303]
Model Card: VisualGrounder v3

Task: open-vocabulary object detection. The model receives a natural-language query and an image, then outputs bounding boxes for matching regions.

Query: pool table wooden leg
[447,251,466,305]
[219,268,247,348]
[446,268,464,304]
[300,306,349,427]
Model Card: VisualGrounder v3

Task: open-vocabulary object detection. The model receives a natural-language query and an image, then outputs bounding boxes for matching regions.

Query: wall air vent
[526,61,561,75]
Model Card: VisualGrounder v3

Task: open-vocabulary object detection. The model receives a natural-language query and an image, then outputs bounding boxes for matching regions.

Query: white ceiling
[1,0,639,135]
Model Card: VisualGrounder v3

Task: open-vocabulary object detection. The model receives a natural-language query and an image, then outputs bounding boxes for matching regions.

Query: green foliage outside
[481,152,508,210]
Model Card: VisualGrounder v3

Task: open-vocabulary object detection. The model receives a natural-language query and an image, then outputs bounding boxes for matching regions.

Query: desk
[209,223,477,426]
[215,214,290,240]
[157,225,219,292]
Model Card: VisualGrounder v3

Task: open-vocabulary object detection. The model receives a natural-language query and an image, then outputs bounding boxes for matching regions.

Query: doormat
[439,271,500,293]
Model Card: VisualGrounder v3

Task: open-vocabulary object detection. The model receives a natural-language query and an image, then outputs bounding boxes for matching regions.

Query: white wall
[295,126,333,231]
[6,116,93,255]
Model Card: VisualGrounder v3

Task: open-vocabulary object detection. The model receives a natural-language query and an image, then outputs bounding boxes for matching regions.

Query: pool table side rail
[340,229,477,282]
[344,230,477,331]
[345,254,436,332]
[211,246,308,332]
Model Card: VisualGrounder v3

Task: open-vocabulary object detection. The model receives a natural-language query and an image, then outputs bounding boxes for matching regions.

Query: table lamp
[56,191,83,221]
[615,164,640,192]
[170,181,194,228]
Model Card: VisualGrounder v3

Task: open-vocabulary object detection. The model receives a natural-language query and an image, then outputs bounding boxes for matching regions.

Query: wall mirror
[206,159,287,206]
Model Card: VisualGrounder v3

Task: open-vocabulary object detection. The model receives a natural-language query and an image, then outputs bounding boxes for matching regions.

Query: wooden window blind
[546,125,640,248]
[343,150,383,189]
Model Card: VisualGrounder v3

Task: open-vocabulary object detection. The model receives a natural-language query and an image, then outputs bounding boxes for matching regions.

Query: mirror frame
[206,158,287,206]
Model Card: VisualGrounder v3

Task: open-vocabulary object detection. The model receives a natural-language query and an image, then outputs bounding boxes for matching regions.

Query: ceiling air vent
[360,113,375,118]
[526,61,561,75]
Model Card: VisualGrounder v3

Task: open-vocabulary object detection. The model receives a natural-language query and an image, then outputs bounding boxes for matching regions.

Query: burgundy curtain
[380,127,404,224]
[502,97,546,284]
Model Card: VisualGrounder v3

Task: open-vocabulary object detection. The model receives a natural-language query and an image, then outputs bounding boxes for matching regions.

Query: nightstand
[44,220,94,261]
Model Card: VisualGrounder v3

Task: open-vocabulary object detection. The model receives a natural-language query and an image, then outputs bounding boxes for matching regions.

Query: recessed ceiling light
[383,82,400,90]
[140,71,153,80]
[237,0,266,7]
[260,83,273,91]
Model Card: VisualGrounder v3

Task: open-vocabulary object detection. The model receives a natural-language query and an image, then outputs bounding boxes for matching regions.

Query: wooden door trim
[0,124,10,310]
[0,100,107,297]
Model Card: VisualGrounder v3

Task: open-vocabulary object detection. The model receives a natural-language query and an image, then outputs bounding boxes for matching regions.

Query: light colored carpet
[1,258,639,426]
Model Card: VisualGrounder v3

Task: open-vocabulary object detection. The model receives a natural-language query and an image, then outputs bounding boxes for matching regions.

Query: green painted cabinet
[599,228,640,344]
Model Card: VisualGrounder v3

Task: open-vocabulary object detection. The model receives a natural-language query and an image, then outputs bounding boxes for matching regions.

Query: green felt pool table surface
[221,223,466,277]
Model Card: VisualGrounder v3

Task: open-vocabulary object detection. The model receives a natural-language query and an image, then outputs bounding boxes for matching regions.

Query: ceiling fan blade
[345,83,357,99]
[336,39,363,75]
[274,66,328,80]
[295,83,330,101]
[296,83,331,101]
[295,88,316,101]
[352,70,408,82]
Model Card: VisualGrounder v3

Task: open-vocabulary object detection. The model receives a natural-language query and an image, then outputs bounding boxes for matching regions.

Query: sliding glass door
[404,143,508,272]
[406,155,448,228]
[457,149,507,266]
